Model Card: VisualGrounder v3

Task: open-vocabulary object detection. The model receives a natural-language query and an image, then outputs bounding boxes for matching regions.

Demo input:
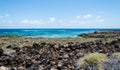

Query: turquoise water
[0,29,118,38]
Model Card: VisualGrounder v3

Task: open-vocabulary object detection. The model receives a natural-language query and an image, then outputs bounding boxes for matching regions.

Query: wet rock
[78,30,120,38]
[78,33,88,37]
[94,31,98,34]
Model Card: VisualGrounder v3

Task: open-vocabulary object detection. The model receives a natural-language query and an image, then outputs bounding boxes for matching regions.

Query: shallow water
[0,29,119,38]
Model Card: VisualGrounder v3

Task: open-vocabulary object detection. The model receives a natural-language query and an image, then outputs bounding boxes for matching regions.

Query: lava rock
[0,48,3,56]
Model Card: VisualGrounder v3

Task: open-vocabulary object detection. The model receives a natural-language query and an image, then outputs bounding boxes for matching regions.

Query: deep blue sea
[0,29,119,38]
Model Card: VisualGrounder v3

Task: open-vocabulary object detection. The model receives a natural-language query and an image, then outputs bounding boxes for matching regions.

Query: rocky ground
[0,30,120,70]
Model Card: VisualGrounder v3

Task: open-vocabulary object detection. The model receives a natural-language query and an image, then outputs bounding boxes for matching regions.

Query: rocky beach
[0,30,120,70]
[1,0,120,69]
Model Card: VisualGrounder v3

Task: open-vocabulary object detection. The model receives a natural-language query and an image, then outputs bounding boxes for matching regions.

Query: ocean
[0,29,119,38]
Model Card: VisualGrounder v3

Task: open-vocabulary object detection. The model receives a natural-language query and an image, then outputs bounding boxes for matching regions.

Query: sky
[0,0,120,28]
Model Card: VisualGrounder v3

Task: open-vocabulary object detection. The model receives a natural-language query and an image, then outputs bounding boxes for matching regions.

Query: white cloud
[95,16,104,23]
[48,17,56,23]
[0,16,3,19]
[71,14,105,24]
[21,19,29,23]
[0,14,10,19]
[97,11,104,14]
[21,19,43,24]
[5,14,9,17]
[6,20,13,24]
[96,19,104,23]
[96,16,101,19]
[0,14,12,24]
[79,21,88,24]
[70,14,93,24]
[76,16,81,19]
[0,20,13,24]
[83,14,92,19]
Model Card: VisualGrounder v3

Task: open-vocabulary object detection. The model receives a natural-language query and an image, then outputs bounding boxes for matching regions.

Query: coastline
[0,29,101,38]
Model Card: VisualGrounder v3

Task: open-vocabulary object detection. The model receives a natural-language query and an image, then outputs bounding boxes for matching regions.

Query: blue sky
[0,0,120,28]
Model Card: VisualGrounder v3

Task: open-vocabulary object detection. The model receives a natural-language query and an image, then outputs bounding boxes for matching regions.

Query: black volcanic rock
[0,48,3,56]
[78,30,120,38]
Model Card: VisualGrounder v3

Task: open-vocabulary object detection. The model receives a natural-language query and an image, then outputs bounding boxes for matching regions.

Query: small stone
[26,56,31,60]
[18,66,25,70]
[64,54,69,58]
[38,65,44,70]
[64,44,69,47]
[58,62,62,67]
[54,44,59,48]
[51,61,56,65]
[50,67,56,70]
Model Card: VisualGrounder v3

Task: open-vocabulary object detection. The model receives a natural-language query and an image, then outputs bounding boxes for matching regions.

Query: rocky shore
[0,30,120,70]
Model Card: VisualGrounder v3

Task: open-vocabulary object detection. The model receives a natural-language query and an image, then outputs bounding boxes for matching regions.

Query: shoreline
[0,29,120,38]
[0,29,98,38]
[2,29,120,38]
